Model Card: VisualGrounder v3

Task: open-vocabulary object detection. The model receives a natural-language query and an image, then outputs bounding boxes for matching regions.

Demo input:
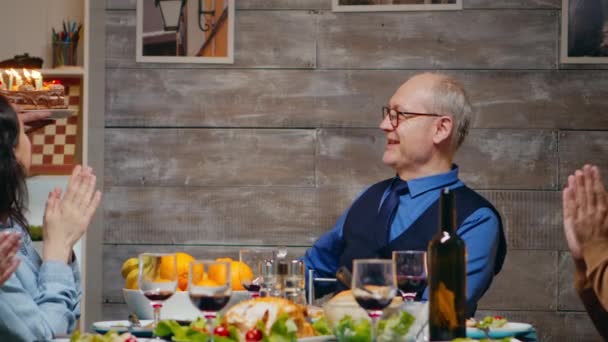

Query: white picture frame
[332,0,462,12]
[561,0,608,64]
[136,0,234,64]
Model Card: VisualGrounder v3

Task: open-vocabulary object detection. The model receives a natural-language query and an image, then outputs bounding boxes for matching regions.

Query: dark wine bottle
[428,188,466,341]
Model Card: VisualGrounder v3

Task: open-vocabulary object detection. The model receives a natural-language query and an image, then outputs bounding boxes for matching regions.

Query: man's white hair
[428,74,472,151]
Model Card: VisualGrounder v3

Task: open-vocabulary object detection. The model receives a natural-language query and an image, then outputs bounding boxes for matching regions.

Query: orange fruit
[210,258,253,291]
[125,269,139,289]
[193,275,220,287]
[159,252,195,291]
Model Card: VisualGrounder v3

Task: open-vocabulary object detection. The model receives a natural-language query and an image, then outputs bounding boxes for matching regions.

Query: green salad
[154,313,305,342]
[475,316,508,329]
[333,311,415,342]
[70,330,136,342]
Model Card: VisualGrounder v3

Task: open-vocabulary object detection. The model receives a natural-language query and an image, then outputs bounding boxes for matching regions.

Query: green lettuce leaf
[264,313,298,342]
[312,316,332,336]
[333,315,371,342]
[154,320,189,339]
[377,310,415,341]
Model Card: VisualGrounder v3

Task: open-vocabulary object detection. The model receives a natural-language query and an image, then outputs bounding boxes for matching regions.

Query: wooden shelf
[38,67,84,76]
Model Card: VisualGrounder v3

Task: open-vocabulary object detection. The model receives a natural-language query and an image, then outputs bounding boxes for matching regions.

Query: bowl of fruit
[121,254,253,320]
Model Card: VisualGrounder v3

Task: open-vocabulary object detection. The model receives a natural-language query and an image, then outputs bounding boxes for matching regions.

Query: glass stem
[205,312,216,342]
[153,303,162,325]
[369,311,382,342]
[152,303,162,339]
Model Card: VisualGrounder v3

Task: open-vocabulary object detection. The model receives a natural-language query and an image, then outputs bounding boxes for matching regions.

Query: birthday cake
[0,84,66,110]
[0,69,67,110]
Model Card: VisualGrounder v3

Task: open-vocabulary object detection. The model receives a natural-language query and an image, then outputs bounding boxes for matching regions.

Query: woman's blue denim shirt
[0,221,81,341]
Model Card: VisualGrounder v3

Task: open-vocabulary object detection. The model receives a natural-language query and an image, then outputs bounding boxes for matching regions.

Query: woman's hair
[0,95,29,230]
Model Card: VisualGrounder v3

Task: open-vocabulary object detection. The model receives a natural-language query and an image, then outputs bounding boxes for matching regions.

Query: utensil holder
[52,41,77,67]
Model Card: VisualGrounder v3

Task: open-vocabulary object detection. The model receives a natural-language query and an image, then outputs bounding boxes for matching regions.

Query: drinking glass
[259,258,276,297]
[393,250,428,302]
[239,248,275,298]
[188,260,232,341]
[138,253,178,330]
[284,259,306,304]
[352,259,398,342]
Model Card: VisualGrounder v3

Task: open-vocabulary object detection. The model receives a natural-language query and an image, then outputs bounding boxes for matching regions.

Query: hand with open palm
[42,165,102,263]
[563,165,608,265]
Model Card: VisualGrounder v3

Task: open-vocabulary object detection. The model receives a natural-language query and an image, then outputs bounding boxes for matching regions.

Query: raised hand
[563,165,608,263]
[563,173,583,261]
[0,232,20,285]
[42,165,102,263]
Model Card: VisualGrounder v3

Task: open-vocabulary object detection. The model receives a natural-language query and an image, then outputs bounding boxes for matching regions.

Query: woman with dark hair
[0,94,102,341]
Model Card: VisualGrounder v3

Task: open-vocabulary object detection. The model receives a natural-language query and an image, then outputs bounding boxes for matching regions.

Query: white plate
[22,109,75,119]
[92,320,154,337]
[298,336,335,342]
[467,322,533,339]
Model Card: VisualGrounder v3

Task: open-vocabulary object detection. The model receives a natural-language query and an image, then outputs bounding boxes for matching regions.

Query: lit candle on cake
[31,70,42,90]
[6,70,13,90]
[23,69,31,86]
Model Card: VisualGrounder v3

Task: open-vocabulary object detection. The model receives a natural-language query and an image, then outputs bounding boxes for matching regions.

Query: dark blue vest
[333,178,507,310]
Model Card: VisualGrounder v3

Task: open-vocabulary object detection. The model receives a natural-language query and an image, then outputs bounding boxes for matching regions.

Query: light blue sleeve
[71,256,83,314]
[0,260,81,341]
[421,207,500,316]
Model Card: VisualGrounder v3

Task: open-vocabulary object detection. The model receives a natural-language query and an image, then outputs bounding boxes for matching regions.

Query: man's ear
[432,116,453,145]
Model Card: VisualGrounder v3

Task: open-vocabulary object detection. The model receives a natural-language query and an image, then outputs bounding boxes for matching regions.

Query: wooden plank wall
[103,0,606,340]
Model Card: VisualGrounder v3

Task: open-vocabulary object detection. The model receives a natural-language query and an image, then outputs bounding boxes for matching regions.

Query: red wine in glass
[242,282,261,292]
[144,290,174,302]
[189,294,231,312]
[397,275,427,294]
[354,295,393,311]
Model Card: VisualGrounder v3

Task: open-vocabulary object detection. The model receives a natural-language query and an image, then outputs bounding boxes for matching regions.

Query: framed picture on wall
[561,0,608,63]
[136,0,235,63]
[332,0,462,12]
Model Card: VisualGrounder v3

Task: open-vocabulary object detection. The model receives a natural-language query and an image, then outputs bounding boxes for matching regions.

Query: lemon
[125,268,139,290]
[121,258,139,279]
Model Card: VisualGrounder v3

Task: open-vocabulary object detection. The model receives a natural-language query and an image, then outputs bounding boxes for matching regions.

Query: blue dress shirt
[303,167,500,309]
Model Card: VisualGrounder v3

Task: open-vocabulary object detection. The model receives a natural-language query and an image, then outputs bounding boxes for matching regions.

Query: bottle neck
[438,188,457,234]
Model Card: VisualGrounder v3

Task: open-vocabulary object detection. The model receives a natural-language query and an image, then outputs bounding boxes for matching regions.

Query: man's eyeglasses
[381,106,441,128]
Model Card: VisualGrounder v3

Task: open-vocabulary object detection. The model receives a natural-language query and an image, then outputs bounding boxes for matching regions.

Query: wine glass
[138,253,178,331]
[239,248,275,298]
[393,250,428,302]
[189,260,232,341]
[352,259,398,342]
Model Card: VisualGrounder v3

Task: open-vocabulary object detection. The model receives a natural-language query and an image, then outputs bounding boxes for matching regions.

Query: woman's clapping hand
[42,165,102,263]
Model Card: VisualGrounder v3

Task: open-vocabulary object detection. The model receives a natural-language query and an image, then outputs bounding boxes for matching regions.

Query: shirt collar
[396,165,459,198]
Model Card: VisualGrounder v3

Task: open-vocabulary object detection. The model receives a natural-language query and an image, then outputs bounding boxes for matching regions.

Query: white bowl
[123,289,251,320]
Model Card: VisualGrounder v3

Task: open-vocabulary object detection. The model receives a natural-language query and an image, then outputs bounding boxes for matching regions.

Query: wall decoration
[561,0,608,63]
[29,77,81,175]
[137,0,235,63]
[332,0,462,12]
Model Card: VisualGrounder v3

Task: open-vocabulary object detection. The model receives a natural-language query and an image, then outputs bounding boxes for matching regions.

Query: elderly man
[563,165,608,339]
[303,73,506,317]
